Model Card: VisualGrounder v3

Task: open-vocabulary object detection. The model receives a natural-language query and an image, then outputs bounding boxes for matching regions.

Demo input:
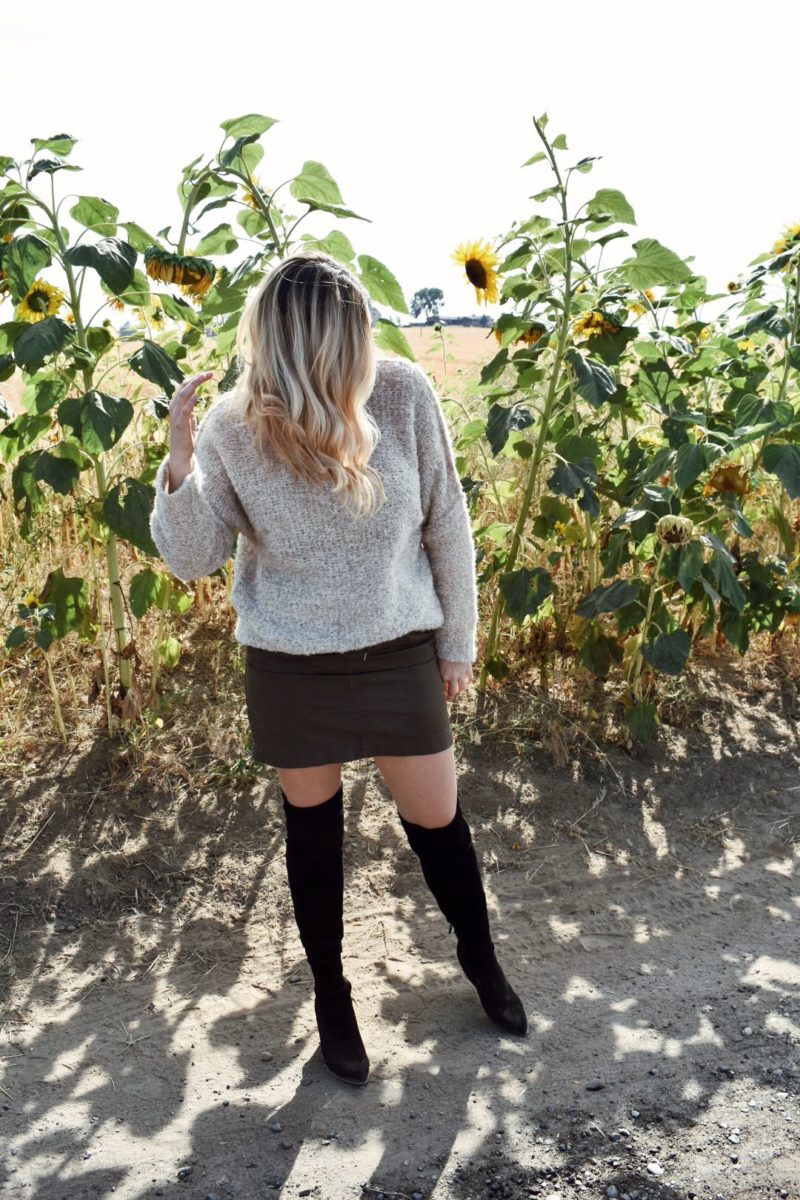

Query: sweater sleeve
[412,364,479,664]
[149,404,248,582]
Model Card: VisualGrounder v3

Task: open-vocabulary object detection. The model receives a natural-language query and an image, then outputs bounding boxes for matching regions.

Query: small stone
[177,1166,193,1180]
[646,1161,664,1176]
[742,1026,753,1036]
[728,1133,740,1144]
[261,1052,273,1062]
[586,1081,605,1091]
[630,1109,640,1118]
[269,1122,282,1133]
[412,1193,424,1200]
[607,1188,619,1198]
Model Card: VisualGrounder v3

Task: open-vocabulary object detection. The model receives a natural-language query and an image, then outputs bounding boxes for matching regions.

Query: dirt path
[1,661,799,1199]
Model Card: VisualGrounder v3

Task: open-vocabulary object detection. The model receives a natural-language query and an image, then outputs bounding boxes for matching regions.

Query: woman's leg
[277,762,369,1084]
[374,747,528,1035]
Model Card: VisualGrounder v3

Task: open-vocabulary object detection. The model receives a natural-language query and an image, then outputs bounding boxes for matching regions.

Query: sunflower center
[30,288,50,313]
[465,258,488,289]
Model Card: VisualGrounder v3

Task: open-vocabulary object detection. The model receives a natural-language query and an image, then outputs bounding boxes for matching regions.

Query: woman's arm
[149,402,249,581]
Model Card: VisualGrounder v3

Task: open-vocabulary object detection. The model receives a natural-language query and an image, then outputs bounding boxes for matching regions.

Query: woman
[149,251,527,1087]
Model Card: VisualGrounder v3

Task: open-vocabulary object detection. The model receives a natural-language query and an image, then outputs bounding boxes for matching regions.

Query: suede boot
[282,784,369,1084]
[399,792,528,1036]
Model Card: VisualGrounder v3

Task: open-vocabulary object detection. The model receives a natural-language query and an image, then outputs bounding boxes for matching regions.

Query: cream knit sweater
[149,356,479,663]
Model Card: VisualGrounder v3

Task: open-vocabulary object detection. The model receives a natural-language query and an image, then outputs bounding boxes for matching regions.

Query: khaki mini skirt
[243,627,454,769]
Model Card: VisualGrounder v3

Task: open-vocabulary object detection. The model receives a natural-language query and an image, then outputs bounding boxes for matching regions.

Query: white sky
[5,1,799,323]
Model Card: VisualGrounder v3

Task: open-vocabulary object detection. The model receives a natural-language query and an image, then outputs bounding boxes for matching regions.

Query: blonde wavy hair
[231,251,385,519]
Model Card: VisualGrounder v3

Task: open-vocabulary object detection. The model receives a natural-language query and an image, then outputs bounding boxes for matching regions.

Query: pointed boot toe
[457,942,529,1036]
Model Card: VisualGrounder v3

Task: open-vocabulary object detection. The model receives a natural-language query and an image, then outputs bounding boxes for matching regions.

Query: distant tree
[410,287,444,322]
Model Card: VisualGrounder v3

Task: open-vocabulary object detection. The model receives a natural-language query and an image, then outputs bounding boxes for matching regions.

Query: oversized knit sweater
[149,356,479,662]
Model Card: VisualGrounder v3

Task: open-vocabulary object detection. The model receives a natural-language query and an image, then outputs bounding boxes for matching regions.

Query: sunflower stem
[477,116,575,693]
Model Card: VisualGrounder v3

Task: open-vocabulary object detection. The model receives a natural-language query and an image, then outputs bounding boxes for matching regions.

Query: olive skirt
[243,627,454,768]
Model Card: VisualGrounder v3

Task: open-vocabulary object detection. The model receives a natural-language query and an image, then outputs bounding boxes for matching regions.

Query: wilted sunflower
[108,295,126,312]
[18,278,67,322]
[704,462,750,496]
[452,239,500,305]
[772,222,800,256]
[144,246,217,302]
[636,429,662,449]
[727,281,739,293]
[655,515,694,546]
[572,310,621,339]
[492,322,546,347]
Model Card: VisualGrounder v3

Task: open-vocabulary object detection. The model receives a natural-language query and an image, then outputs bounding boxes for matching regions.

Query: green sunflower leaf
[619,239,693,289]
[63,237,137,295]
[4,234,53,301]
[357,255,408,313]
[373,319,416,362]
[587,189,637,225]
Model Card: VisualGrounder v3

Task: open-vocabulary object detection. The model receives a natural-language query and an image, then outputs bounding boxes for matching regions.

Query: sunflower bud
[655,515,695,546]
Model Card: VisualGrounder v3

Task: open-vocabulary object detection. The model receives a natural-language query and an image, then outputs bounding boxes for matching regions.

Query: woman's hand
[438,659,474,701]
[167,371,215,491]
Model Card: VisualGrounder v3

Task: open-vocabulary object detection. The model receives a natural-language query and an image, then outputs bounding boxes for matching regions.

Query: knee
[399,800,472,854]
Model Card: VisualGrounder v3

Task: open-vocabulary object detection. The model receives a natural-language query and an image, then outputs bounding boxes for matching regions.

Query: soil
[1,644,799,1200]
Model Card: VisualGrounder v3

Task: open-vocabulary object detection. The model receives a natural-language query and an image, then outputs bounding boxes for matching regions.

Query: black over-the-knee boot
[399,792,528,1036]
[282,784,369,1085]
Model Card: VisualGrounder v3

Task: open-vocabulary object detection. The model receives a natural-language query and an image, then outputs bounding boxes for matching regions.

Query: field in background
[0,323,492,422]
[400,322,498,386]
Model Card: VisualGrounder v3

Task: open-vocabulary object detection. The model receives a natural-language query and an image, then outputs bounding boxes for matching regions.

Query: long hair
[231,251,385,519]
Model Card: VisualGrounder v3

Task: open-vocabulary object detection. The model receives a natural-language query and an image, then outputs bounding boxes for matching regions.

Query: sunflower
[452,239,500,305]
[108,295,126,312]
[18,278,67,322]
[144,246,217,303]
[628,288,656,316]
[772,222,800,256]
[492,322,546,347]
[704,462,750,496]
[572,310,621,339]
[655,515,694,546]
[242,175,267,211]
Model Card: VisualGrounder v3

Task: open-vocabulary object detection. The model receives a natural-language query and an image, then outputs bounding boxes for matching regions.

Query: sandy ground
[1,651,799,1200]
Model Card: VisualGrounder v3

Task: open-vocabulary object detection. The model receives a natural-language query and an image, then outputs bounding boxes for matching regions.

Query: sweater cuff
[434,629,477,664]
[152,454,201,524]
